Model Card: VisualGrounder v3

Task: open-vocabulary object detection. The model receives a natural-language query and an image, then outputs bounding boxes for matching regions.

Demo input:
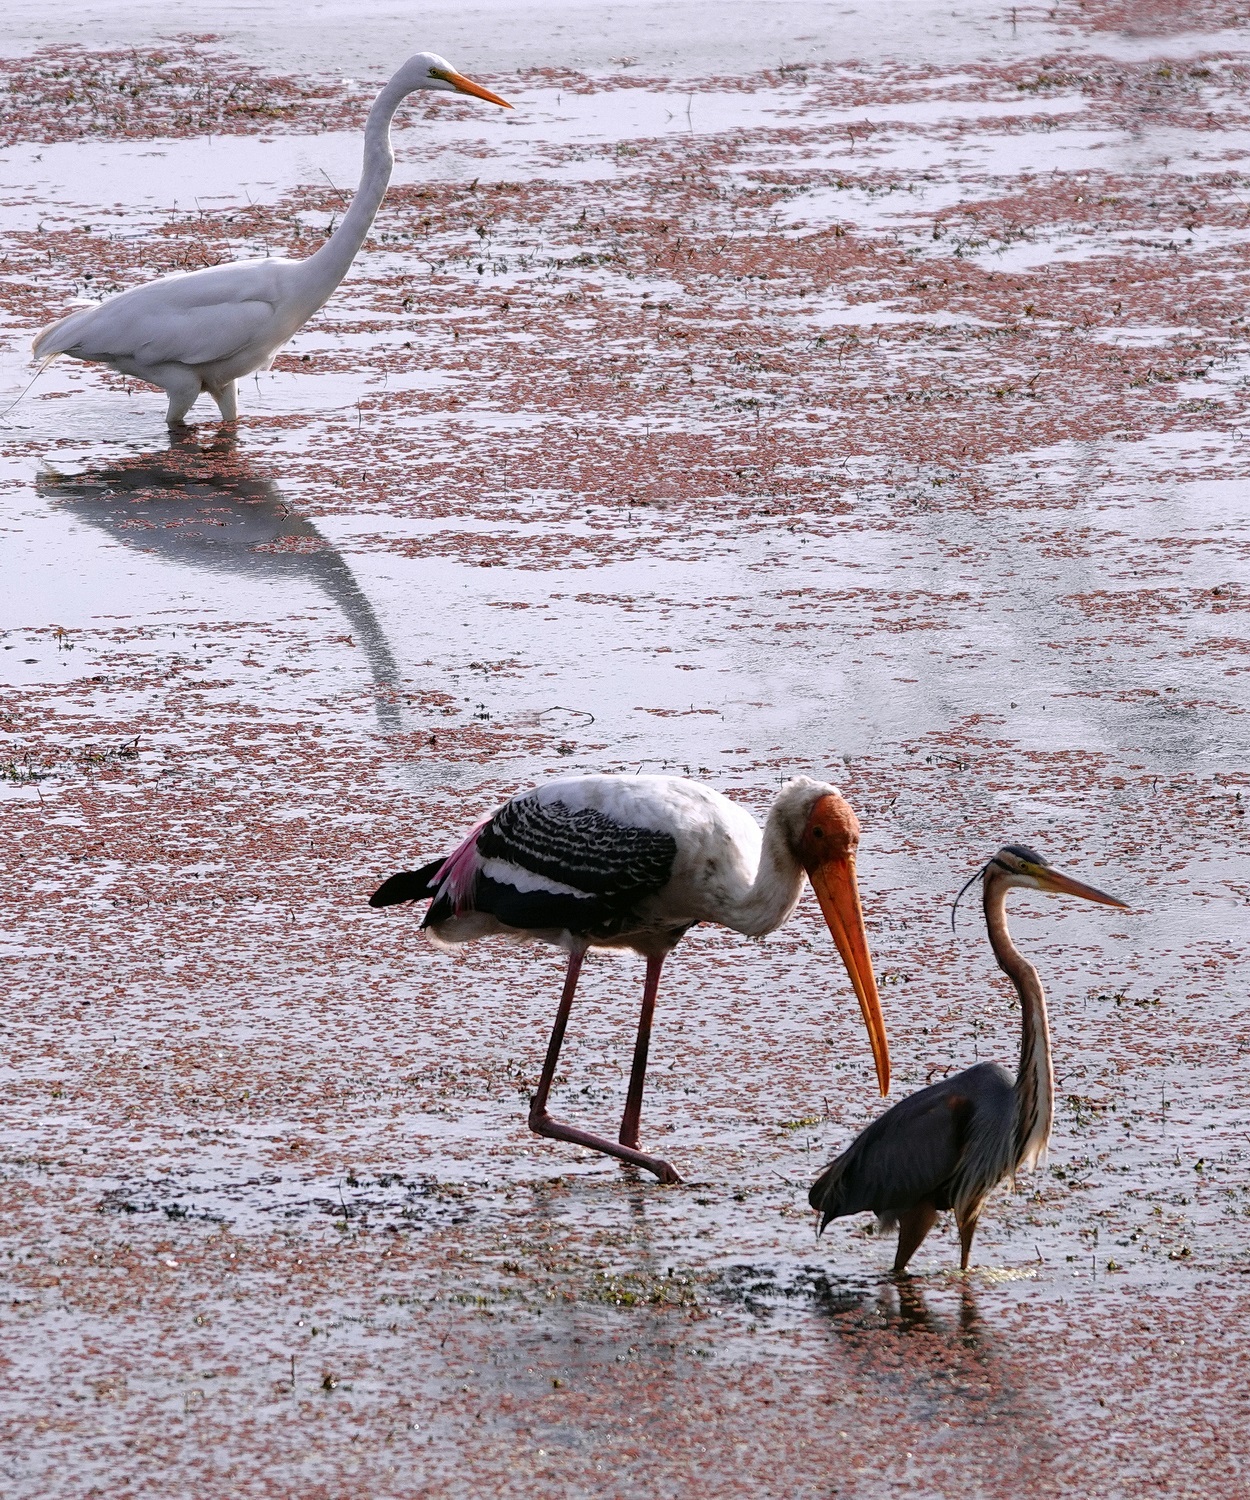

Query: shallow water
[1,2,1248,1496]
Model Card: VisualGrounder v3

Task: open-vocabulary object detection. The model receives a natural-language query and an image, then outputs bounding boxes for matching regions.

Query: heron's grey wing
[810,1064,1013,1223]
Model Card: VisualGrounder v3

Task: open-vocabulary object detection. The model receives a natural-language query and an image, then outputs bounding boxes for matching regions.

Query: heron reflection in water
[37,431,402,731]
[809,1272,1055,1480]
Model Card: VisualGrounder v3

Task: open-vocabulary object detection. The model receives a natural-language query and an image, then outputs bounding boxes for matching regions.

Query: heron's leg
[619,954,664,1150]
[957,1209,980,1271]
[528,949,682,1185]
[209,381,238,422]
[893,1201,938,1273]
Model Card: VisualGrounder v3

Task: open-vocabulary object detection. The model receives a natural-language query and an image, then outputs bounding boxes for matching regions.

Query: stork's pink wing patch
[432,816,490,914]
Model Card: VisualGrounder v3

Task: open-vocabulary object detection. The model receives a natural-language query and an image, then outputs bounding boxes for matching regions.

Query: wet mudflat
[1,0,1248,1494]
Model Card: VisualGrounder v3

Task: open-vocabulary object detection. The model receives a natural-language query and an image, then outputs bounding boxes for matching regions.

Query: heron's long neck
[983,876,1054,1170]
[292,77,409,312]
[720,809,807,938]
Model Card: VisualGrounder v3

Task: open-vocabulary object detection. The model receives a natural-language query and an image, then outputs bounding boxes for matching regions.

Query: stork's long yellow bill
[808,858,890,1096]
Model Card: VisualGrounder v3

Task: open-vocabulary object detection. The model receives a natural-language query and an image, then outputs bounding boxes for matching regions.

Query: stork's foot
[528,1107,683,1185]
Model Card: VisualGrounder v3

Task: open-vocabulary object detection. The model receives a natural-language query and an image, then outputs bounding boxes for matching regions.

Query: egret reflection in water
[37,432,402,731]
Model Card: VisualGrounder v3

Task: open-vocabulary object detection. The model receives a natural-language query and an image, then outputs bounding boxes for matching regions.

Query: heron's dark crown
[997,843,1047,867]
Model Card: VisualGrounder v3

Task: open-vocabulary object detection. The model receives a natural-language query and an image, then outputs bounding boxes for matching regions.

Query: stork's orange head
[797,791,861,869]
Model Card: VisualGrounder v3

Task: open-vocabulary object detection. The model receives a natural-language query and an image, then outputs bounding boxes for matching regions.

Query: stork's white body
[424,774,825,956]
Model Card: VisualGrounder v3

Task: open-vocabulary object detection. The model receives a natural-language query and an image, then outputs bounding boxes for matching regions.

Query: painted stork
[809,844,1127,1271]
[370,774,888,1184]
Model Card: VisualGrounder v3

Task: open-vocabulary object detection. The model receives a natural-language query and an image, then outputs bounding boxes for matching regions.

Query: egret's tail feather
[368,857,448,908]
[32,307,91,361]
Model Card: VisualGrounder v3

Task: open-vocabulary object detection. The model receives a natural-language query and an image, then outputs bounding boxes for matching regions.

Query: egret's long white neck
[292,75,411,312]
[983,874,1054,1171]
[717,805,808,938]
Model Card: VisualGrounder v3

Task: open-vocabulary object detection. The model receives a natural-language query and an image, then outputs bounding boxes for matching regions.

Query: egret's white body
[32,53,509,425]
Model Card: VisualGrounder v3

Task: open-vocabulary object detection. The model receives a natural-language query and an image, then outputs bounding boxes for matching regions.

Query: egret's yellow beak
[432,68,513,108]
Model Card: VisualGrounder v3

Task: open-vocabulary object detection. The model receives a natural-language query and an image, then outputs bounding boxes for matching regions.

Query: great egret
[809,844,1127,1271]
[32,53,510,424]
[370,774,888,1185]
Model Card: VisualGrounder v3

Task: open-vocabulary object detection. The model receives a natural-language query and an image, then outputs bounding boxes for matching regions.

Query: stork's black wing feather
[369,858,448,908]
[810,1062,1014,1225]
[479,796,677,900]
[461,876,620,933]
[425,794,678,935]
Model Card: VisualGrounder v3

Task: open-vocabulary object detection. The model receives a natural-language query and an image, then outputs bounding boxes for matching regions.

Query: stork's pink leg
[619,954,663,1151]
[528,948,682,1185]
[528,946,585,1122]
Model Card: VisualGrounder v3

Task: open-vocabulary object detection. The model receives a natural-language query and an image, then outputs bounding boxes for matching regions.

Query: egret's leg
[893,1201,938,1273]
[957,1210,980,1271]
[210,381,238,422]
[153,366,203,426]
[619,954,664,1150]
[528,949,682,1185]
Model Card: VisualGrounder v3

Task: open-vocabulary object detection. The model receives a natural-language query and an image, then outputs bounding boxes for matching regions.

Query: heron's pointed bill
[433,68,513,108]
[1029,863,1129,909]
[807,858,890,1096]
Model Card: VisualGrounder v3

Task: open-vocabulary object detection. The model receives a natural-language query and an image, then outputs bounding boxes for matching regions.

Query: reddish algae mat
[0,0,1248,1494]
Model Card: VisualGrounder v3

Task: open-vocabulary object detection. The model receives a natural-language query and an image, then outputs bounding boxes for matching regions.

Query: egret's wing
[123,299,278,367]
[425,792,678,934]
[810,1064,1013,1222]
[35,269,282,367]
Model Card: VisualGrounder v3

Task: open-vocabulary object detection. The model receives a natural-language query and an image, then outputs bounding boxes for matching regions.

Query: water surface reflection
[471,1227,1065,1495]
[807,1272,1060,1490]
[38,432,402,731]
